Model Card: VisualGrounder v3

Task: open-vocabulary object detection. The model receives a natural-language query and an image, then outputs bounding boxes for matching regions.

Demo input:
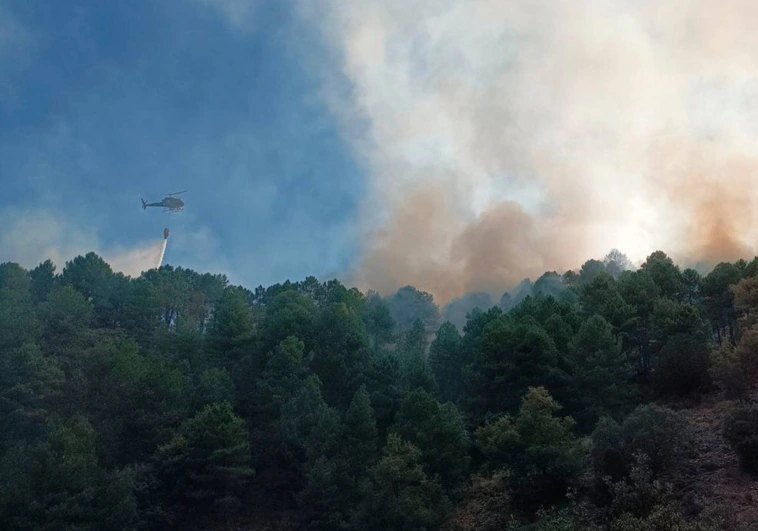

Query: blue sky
[0,0,365,288]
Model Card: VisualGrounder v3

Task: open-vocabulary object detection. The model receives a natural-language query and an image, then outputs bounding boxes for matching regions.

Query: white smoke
[0,208,168,278]
[302,0,758,303]
[105,239,167,278]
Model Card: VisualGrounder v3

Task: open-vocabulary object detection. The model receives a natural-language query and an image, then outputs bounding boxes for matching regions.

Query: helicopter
[141,191,187,213]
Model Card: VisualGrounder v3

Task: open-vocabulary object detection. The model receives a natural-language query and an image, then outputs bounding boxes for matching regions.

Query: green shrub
[709,343,749,402]
[724,404,758,474]
[652,334,711,396]
[591,404,693,481]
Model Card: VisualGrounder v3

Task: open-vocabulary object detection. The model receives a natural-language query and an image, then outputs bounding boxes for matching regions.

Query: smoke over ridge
[303,0,758,304]
[0,208,167,279]
[107,239,167,278]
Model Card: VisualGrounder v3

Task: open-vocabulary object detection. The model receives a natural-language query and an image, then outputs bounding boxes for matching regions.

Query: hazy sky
[3,1,758,302]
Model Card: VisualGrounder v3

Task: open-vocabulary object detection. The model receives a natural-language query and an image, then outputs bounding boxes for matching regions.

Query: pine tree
[428,321,464,402]
[157,402,254,525]
[344,385,378,472]
[392,389,470,493]
[362,433,449,531]
[475,387,588,513]
[565,315,638,431]
[29,259,56,303]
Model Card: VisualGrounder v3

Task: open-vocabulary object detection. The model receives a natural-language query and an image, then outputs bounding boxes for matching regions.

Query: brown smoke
[650,139,757,265]
[358,184,463,302]
[306,0,758,304]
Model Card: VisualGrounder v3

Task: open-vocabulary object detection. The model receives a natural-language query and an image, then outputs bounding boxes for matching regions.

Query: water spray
[157,228,169,269]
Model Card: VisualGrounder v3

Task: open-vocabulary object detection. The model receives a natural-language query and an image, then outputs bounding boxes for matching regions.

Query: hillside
[1,250,758,530]
[674,391,758,530]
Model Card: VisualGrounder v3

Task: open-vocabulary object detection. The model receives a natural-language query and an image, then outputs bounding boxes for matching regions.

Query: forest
[2,249,758,530]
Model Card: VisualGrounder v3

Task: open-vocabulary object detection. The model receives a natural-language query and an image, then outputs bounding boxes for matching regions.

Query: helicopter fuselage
[142,194,185,212]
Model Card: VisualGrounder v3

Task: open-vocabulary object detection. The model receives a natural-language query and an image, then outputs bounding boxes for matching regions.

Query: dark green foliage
[276,376,350,527]
[157,402,254,526]
[362,353,403,435]
[591,404,693,480]
[710,343,750,402]
[385,285,440,332]
[194,368,235,408]
[617,270,661,314]
[361,433,450,531]
[743,257,758,279]
[616,269,660,372]
[0,261,33,295]
[311,302,370,409]
[399,318,427,358]
[724,404,758,474]
[682,268,702,305]
[393,389,470,492]
[60,253,131,327]
[564,315,638,431]
[651,298,708,343]
[85,338,186,467]
[207,287,254,367]
[511,293,581,331]
[38,285,93,343]
[701,262,743,343]
[652,333,712,396]
[543,313,574,353]
[125,267,228,337]
[648,298,712,395]
[579,259,608,285]
[465,316,563,419]
[475,387,588,513]
[344,385,378,472]
[640,251,684,301]
[258,336,309,406]
[0,415,140,530]
[259,290,318,352]
[278,375,341,465]
[30,259,56,303]
[1,251,745,530]
[0,263,39,351]
[245,337,311,508]
[395,319,437,394]
[579,273,632,330]
[0,343,63,450]
[736,327,758,376]
[429,321,464,402]
[402,348,438,395]
[296,456,345,529]
[363,290,394,352]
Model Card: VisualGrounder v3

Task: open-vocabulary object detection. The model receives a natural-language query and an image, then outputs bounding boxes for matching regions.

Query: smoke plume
[304,0,758,304]
[105,239,167,278]
[0,208,168,278]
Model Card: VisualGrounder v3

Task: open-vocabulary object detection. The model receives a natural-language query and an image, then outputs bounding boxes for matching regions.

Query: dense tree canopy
[0,249,753,530]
